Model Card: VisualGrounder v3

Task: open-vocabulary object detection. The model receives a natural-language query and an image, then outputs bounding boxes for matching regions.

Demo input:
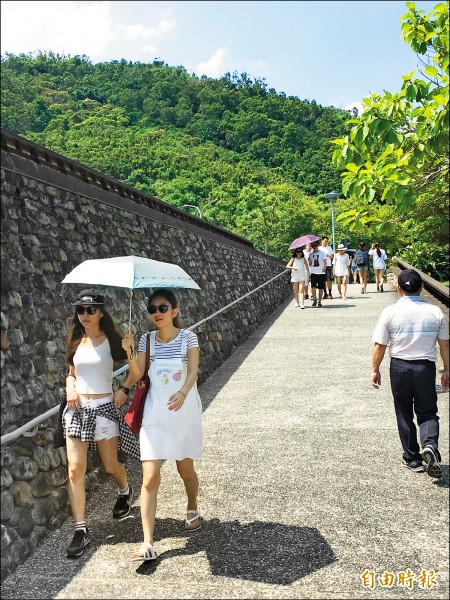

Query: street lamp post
[324,192,340,252]
[183,198,219,219]
[183,204,201,217]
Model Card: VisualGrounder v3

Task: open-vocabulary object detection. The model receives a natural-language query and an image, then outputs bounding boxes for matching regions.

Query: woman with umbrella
[122,289,203,562]
[286,248,310,308]
[64,289,140,558]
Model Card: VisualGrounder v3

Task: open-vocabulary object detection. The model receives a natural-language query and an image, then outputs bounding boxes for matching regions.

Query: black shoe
[317,302,323,308]
[422,447,443,478]
[113,485,133,518]
[402,459,425,473]
[304,294,309,300]
[67,528,90,558]
[380,285,384,293]
[377,285,380,292]
[312,300,317,307]
[323,293,329,299]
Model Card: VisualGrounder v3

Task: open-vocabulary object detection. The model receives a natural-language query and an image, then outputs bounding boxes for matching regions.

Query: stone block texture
[1,138,290,579]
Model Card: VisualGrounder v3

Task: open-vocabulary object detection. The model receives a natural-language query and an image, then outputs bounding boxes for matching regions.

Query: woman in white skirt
[332,244,351,299]
[286,248,310,308]
[123,289,202,562]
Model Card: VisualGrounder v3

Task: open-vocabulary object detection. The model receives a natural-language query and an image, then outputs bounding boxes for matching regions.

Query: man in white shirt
[320,236,334,299]
[371,269,449,477]
[307,240,327,307]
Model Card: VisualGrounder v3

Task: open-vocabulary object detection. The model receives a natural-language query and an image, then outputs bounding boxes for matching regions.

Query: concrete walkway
[2,282,448,599]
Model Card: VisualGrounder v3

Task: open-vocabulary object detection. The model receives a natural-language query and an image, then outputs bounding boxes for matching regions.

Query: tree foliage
[0,51,351,258]
[331,2,449,279]
[1,6,447,279]
[332,3,449,223]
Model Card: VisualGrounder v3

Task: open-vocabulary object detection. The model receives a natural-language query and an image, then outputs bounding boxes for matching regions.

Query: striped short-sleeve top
[138,329,199,359]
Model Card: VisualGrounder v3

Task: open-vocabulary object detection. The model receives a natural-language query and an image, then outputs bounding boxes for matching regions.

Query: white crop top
[73,338,113,394]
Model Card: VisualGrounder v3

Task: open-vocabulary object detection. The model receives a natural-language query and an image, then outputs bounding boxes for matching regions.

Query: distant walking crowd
[286,240,449,480]
[286,237,388,307]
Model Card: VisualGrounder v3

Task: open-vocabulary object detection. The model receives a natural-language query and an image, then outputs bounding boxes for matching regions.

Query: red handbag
[124,333,150,434]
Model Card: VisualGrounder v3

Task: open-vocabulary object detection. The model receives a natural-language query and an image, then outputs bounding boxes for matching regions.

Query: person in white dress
[286,248,310,308]
[369,243,388,292]
[123,289,203,562]
[332,244,351,299]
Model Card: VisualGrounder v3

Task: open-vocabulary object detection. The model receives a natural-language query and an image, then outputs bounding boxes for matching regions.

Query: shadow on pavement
[135,517,337,585]
[432,464,449,489]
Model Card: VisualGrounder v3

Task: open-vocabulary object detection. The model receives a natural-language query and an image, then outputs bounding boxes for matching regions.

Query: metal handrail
[0,270,287,445]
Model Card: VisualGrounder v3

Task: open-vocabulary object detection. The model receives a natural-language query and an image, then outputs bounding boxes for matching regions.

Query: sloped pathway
[2,282,448,599]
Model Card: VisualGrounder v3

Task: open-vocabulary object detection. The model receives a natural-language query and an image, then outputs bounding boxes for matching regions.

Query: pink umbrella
[288,234,321,250]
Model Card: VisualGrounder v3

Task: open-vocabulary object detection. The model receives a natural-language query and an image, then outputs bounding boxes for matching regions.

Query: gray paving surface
[2,282,449,599]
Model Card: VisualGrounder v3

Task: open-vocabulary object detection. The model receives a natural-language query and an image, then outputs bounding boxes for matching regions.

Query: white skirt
[139,357,203,460]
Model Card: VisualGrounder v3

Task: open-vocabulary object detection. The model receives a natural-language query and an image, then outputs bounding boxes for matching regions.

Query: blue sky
[1,0,437,112]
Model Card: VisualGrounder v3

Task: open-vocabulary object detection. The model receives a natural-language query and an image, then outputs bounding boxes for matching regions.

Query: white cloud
[194,47,270,81]
[196,47,229,78]
[0,1,175,62]
[344,101,364,115]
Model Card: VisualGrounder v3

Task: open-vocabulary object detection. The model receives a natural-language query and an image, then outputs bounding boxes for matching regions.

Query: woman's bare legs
[299,282,306,306]
[360,269,369,293]
[131,459,161,557]
[66,437,89,521]
[97,436,128,488]
[177,458,201,530]
[292,282,299,305]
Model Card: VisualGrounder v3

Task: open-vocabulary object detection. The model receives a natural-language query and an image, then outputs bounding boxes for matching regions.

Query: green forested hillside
[1,52,356,257]
[2,49,447,277]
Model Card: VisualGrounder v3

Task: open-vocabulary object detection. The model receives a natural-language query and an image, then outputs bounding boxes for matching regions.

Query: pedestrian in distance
[349,251,359,284]
[353,241,370,294]
[64,289,139,558]
[320,236,335,299]
[122,289,203,562]
[286,248,310,308]
[333,244,351,299]
[371,269,449,477]
[369,243,388,292]
[307,240,327,307]
[303,243,313,299]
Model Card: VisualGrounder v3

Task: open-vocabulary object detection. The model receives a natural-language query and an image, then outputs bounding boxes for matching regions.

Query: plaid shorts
[64,397,140,459]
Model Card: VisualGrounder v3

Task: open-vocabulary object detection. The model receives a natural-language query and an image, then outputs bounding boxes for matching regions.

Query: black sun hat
[71,289,105,306]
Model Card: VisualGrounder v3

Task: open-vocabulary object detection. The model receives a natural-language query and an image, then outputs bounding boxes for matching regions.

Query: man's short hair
[398,269,422,293]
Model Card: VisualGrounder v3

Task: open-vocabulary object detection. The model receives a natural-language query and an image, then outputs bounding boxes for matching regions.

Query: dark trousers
[390,358,440,462]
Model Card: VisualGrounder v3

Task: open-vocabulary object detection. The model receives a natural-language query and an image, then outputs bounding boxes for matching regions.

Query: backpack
[355,253,366,266]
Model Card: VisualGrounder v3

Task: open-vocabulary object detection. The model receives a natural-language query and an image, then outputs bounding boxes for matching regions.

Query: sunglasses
[76,306,99,315]
[147,304,170,315]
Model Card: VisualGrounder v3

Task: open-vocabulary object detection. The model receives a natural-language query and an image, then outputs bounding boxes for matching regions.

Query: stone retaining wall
[0,135,291,579]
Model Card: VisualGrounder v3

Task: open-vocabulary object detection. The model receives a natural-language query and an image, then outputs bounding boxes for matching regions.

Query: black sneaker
[422,447,443,478]
[113,485,133,518]
[380,284,384,293]
[317,302,323,307]
[312,300,317,307]
[402,458,425,473]
[304,294,309,300]
[323,293,329,299]
[67,528,90,558]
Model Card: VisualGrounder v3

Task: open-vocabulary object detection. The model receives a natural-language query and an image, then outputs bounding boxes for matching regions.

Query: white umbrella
[62,255,200,332]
